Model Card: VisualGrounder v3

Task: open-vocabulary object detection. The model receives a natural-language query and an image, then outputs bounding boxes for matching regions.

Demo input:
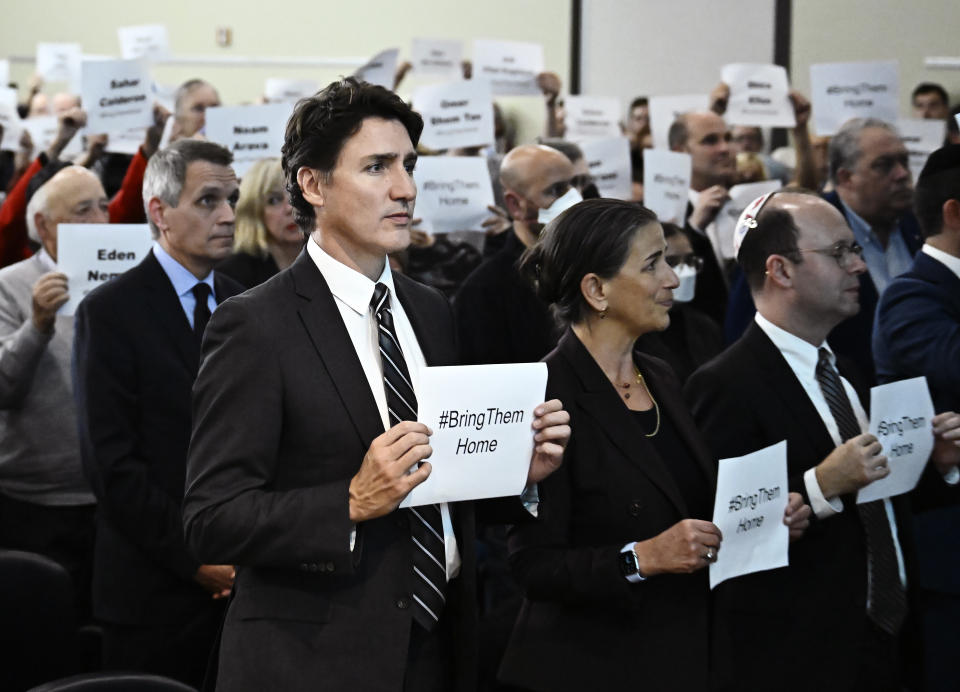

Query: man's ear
[503,189,523,220]
[835,167,853,189]
[297,167,325,209]
[765,254,794,289]
[147,197,169,235]
[941,198,960,232]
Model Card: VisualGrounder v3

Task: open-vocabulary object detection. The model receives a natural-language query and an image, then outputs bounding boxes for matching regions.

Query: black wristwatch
[619,543,646,583]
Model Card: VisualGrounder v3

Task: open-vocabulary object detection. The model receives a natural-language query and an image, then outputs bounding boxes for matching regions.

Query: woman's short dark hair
[520,198,659,327]
[281,77,424,234]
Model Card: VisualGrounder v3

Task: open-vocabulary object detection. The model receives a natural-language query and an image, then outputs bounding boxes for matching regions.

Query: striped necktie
[815,347,906,635]
[370,282,446,631]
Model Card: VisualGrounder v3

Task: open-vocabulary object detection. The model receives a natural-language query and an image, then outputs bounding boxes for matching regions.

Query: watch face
[619,549,639,576]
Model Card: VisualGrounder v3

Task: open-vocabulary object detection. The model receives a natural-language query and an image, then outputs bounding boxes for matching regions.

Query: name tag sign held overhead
[579,136,632,200]
[564,96,622,140]
[57,224,153,315]
[648,94,709,150]
[36,43,83,92]
[809,60,899,136]
[0,88,23,152]
[898,118,947,182]
[400,363,548,507]
[354,49,399,90]
[412,39,463,79]
[264,78,319,103]
[643,149,692,224]
[81,58,153,135]
[117,24,171,62]
[858,377,936,504]
[472,39,544,96]
[721,63,796,128]
[413,80,495,151]
[204,103,293,177]
[710,440,790,589]
[413,156,495,235]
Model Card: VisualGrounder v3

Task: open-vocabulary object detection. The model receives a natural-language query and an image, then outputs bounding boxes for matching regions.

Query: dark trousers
[102,601,225,690]
[854,619,902,692]
[0,492,95,621]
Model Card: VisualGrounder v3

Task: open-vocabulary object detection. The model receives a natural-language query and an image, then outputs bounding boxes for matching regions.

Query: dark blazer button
[396,597,410,609]
[628,500,643,517]
[309,563,320,572]
[325,561,335,572]
[300,563,309,571]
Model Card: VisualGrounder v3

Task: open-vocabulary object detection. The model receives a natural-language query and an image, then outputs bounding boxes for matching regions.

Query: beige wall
[1,0,571,146]
[791,0,960,113]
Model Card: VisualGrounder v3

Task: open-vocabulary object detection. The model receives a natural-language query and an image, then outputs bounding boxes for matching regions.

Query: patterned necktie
[370,282,446,631]
[815,347,907,635]
[192,283,212,344]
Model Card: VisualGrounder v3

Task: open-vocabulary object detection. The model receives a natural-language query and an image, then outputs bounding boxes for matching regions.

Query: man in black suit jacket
[686,191,960,691]
[73,140,244,687]
[182,78,570,692]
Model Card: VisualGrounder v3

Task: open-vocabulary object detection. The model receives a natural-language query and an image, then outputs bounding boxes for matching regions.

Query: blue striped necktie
[370,282,446,631]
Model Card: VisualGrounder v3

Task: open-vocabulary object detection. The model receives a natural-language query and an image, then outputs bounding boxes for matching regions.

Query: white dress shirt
[754,312,906,586]
[306,239,461,580]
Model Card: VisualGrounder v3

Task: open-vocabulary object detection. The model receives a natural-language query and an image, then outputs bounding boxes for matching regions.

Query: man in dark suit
[874,144,960,691]
[685,191,960,691]
[181,78,570,692]
[73,139,244,687]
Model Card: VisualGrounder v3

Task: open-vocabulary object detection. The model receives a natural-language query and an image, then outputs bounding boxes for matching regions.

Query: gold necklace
[616,366,661,437]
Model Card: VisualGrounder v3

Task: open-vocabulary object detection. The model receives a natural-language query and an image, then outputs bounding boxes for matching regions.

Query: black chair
[28,672,196,692]
[0,549,78,691]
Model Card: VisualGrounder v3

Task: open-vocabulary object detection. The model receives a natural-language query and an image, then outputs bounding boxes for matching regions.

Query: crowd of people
[1,51,960,692]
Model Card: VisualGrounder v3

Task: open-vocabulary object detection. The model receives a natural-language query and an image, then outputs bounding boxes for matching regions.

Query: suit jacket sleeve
[182,295,357,572]
[107,148,148,224]
[73,294,199,580]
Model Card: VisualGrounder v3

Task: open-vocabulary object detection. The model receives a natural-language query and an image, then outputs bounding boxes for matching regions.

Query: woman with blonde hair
[218,158,304,289]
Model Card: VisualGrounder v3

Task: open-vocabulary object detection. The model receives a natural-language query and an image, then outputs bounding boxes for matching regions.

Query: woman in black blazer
[498,199,809,691]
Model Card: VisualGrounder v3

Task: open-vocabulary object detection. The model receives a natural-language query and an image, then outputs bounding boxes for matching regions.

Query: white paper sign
[809,60,899,136]
[204,103,292,177]
[565,96,621,140]
[57,224,153,315]
[264,78,319,103]
[858,377,936,504]
[721,63,795,128]
[412,39,463,78]
[649,94,709,150]
[956,114,960,132]
[0,88,23,152]
[104,126,146,155]
[413,156,495,235]
[643,149,692,224]
[81,59,153,135]
[579,136,632,200]
[710,440,790,589]
[472,39,544,96]
[0,60,8,89]
[898,118,946,181]
[36,43,82,91]
[400,363,547,507]
[22,116,84,158]
[354,48,399,90]
[414,80,494,151]
[713,179,783,259]
[118,24,170,62]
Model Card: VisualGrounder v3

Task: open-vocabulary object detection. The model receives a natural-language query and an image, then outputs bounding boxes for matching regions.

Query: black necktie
[370,282,446,631]
[815,347,906,635]
[192,283,212,344]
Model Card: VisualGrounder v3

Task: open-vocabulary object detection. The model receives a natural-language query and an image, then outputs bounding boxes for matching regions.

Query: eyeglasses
[665,253,704,272]
[797,241,864,269]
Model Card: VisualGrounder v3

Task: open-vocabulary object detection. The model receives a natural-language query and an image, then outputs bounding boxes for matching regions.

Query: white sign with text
[649,93,709,150]
[898,118,946,182]
[22,116,84,158]
[858,377,936,504]
[400,362,547,507]
[354,48,399,90]
[412,38,463,78]
[36,43,82,91]
[580,136,632,200]
[809,60,899,136]
[0,88,23,152]
[264,78,319,103]
[710,440,790,589]
[57,224,153,315]
[118,24,170,61]
[414,80,495,151]
[721,63,795,128]
[81,59,153,134]
[413,156,495,235]
[205,103,293,176]
[472,39,544,96]
[643,149,692,224]
[565,96,621,140]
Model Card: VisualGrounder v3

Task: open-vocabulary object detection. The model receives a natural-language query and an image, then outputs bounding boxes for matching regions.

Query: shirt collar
[305,237,395,316]
[152,241,215,297]
[36,248,57,272]
[922,243,960,280]
[754,311,835,375]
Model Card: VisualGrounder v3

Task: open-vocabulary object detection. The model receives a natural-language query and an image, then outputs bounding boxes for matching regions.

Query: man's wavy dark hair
[281,77,424,235]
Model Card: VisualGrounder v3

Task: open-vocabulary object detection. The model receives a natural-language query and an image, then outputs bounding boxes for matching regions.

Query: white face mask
[537,187,583,226]
[673,263,697,303]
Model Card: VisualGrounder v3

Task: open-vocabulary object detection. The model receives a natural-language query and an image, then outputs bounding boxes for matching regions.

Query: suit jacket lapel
[393,274,454,367]
[558,331,689,516]
[290,252,385,448]
[141,250,199,370]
